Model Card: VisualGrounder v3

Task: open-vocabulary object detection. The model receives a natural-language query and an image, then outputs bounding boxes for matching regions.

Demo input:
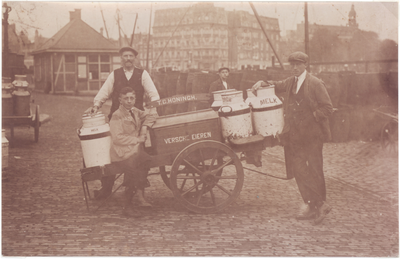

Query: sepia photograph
[2,1,398,256]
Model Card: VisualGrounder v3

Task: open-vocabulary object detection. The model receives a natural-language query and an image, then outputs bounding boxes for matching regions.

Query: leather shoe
[313,202,332,225]
[122,206,142,218]
[295,206,317,220]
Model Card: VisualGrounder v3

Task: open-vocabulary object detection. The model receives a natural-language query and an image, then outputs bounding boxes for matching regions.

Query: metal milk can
[247,86,284,137]
[218,90,253,140]
[12,75,31,116]
[2,77,14,117]
[211,89,236,111]
[78,112,111,168]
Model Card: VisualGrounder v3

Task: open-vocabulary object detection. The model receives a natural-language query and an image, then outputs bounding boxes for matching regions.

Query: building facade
[151,3,280,71]
[32,9,120,93]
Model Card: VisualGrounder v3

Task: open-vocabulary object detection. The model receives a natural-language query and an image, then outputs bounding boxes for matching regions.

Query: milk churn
[78,112,111,168]
[211,89,236,111]
[12,75,31,116]
[2,130,9,169]
[218,91,253,140]
[247,86,284,137]
[2,77,14,117]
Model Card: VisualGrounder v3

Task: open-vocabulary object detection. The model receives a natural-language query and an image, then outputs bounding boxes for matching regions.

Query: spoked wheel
[33,105,40,143]
[170,140,244,214]
[381,119,398,152]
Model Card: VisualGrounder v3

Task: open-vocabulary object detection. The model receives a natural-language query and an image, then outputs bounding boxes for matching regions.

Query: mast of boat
[99,3,110,39]
[249,2,284,69]
[304,2,310,70]
[130,13,138,47]
[116,9,122,47]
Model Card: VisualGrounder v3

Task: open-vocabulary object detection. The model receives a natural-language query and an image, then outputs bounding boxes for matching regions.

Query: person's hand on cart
[251,80,274,95]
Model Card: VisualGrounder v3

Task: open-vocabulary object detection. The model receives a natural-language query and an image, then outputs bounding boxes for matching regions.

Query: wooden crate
[149,109,222,155]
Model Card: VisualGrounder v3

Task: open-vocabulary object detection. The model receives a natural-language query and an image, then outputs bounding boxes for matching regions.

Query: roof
[32,18,118,54]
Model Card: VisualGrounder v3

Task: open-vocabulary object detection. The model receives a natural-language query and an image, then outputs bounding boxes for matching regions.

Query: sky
[5,1,399,43]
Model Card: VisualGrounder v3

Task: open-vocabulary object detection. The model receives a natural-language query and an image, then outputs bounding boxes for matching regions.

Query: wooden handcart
[81,94,281,214]
[2,104,41,144]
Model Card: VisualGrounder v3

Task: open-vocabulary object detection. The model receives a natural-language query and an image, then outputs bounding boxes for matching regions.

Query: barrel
[2,77,14,117]
[78,112,111,168]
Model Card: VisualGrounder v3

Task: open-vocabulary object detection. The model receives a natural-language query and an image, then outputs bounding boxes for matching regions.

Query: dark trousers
[284,137,326,207]
[101,153,151,194]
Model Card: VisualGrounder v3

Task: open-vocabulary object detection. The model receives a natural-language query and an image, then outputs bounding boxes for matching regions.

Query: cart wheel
[34,105,40,143]
[381,120,398,152]
[170,140,244,214]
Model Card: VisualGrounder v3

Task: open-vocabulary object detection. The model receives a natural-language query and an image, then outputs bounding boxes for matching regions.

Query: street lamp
[2,2,12,78]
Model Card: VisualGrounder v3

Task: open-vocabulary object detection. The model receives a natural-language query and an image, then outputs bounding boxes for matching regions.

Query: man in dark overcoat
[252,51,333,225]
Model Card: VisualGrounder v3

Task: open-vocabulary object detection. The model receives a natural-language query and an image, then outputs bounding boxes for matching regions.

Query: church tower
[348,4,358,28]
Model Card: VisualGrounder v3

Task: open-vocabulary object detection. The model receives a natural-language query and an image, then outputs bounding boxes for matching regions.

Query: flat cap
[218,67,230,73]
[288,51,308,63]
[119,46,138,56]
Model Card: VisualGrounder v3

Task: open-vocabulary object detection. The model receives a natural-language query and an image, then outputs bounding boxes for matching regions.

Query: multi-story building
[288,4,359,43]
[151,2,280,71]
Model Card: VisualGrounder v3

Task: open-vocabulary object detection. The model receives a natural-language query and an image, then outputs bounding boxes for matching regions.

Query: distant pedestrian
[251,51,333,225]
[209,67,233,93]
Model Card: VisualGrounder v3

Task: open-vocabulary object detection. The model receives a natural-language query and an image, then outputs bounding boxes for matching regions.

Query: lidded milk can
[246,86,284,137]
[218,91,253,140]
[211,89,236,111]
[78,112,111,168]
[2,77,14,117]
[12,75,30,116]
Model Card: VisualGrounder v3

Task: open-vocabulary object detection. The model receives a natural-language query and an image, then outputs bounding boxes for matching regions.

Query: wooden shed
[31,9,120,94]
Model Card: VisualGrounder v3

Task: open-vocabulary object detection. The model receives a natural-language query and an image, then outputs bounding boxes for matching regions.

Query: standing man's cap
[218,67,230,73]
[288,51,308,63]
[119,46,138,56]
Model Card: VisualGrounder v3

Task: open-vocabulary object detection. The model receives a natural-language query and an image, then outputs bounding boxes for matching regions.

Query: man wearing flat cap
[85,46,160,204]
[209,67,232,93]
[252,51,333,225]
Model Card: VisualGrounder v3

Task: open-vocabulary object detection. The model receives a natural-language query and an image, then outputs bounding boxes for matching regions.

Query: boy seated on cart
[99,87,157,217]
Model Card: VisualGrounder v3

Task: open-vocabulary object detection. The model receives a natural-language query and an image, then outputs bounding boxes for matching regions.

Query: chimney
[100,27,104,36]
[69,9,81,21]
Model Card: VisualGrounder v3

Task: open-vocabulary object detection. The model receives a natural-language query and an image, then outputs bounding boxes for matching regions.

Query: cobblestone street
[2,92,398,256]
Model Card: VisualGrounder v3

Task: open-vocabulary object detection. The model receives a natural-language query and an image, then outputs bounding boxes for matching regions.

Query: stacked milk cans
[2,75,31,117]
[211,85,284,141]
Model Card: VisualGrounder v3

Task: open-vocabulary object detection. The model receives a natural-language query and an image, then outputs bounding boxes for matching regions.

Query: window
[89,64,99,80]
[78,56,87,79]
